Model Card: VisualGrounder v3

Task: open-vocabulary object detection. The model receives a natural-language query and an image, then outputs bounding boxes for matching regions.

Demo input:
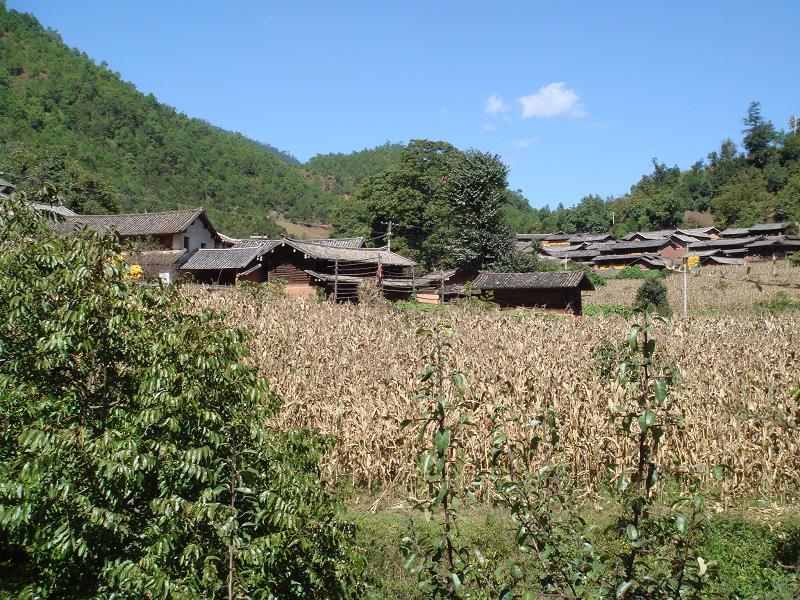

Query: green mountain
[304,143,406,196]
[0,6,332,237]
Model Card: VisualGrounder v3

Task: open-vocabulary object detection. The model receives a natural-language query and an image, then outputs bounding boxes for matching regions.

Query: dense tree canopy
[0,6,331,237]
[332,141,517,269]
[0,192,365,598]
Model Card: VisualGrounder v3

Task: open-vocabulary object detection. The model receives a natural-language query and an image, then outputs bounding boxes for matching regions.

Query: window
[200,243,206,249]
[183,236,190,250]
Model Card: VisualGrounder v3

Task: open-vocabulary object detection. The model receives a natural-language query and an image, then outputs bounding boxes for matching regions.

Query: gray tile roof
[234,239,282,253]
[32,202,78,216]
[567,233,613,243]
[748,222,789,233]
[702,256,745,265]
[180,247,261,270]
[473,270,594,290]
[516,233,550,242]
[720,228,750,237]
[596,239,671,253]
[54,208,207,236]
[688,236,762,249]
[248,236,365,248]
[123,249,187,266]
[281,239,415,267]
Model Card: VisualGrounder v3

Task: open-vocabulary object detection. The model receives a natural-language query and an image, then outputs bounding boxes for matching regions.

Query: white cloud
[484,94,509,115]
[511,137,539,148]
[517,82,586,118]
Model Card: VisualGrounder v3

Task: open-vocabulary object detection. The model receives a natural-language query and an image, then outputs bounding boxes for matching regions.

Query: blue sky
[8,0,800,209]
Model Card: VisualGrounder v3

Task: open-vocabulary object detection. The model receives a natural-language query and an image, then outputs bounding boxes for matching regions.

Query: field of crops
[187,283,800,500]
[587,262,800,313]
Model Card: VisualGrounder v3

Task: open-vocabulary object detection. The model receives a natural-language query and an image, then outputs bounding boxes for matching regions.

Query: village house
[51,207,222,253]
[180,237,417,299]
[472,270,594,315]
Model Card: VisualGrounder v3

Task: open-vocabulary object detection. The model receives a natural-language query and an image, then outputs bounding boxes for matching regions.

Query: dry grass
[186,287,800,500]
[274,218,332,240]
[587,262,800,313]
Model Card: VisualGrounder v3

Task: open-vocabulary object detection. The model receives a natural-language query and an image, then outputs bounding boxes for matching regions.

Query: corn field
[187,287,800,499]
[587,262,800,312]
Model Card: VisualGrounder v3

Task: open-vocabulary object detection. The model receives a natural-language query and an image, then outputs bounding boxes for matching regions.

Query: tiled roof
[702,256,745,265]
[248,236,365,249]
[32,203,78,217]
[234,239,282,253]
[473,270,594,290]
[596,239,671,253]
[123,249,186,266]
[180,247,261,270]
[748,222,789,233]
[54,208,206,236]
[688,236,762,249]
[516,233,550,242]
[280,239,415,267]
[567,233,613,243]
[720,228,750,237]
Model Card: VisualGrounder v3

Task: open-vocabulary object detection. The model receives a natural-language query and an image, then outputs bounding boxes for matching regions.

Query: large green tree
[742,101,778,169]
[332,141,517,269]
[0,192,365,598]
[445,150,513,269]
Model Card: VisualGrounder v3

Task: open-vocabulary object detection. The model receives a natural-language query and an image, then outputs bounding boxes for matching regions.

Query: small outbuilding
[472,270,594,315]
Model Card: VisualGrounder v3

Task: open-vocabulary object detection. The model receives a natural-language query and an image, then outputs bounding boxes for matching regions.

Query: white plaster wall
[171,217,216,252]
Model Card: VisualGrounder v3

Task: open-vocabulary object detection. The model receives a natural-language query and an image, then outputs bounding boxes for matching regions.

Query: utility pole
[334,259,339,303]
[381,220,394,252]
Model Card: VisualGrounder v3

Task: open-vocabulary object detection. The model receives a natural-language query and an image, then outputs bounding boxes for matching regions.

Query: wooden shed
[472,271,594,315]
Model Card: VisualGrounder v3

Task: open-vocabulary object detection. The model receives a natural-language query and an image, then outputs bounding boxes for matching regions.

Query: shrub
[584,303,633,318]
[616,265,666,280]
[789,251,800,267]
[0,193,366,598]
[634,277,672,316]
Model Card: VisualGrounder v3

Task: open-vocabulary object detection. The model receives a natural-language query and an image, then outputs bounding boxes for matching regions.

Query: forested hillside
[304,143,405,195]
[0,6,332,237]
[513,104,800,235]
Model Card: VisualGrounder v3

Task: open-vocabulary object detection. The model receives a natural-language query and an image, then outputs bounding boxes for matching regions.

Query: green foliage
[487,407,602,597]
[607,308,716,598]
[0,6,332,236]
[489,251,556,273]
[754,292,800,314]
[333,141,520,269]
[401,326,488,598]
[305,143,406,195]
[615,265,666,280]
[634,278,672,316]
[742,101,779,170]
[569,262,608,287]
[445,150,513,270]
[703,518,800,598]
[585,303,633,318]
[789,251,800,267]
[0,145,121,214]
[0,193,365,598]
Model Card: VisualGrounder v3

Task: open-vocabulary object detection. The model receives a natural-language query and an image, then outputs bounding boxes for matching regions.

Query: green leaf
[676,515,688,534]
[625,524,638,541]
[434,429,451,453]
[654,379,667,403]
[450,372,466,396]
[638,409,656,433]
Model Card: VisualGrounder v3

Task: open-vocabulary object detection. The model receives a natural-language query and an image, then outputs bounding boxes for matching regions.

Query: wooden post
[439,273,445,305]
[411,267,416,296]
[334,259,339,303]
[378,254,384,297]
